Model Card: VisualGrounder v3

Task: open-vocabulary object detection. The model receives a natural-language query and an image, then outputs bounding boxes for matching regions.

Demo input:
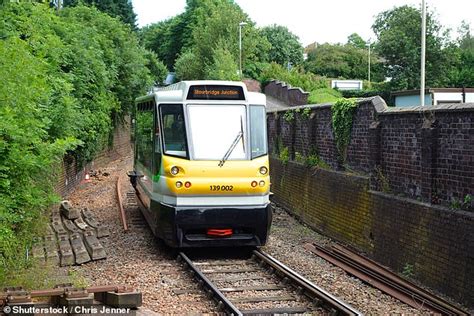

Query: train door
[135,101,154,209]
[153,105,162,180]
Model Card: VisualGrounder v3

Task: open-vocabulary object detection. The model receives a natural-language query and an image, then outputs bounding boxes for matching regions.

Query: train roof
[136,80,266,106]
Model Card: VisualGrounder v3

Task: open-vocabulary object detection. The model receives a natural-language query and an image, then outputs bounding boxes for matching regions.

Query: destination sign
[187,85,245,100]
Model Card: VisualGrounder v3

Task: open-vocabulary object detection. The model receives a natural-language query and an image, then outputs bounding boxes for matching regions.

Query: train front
[156,82,271,247]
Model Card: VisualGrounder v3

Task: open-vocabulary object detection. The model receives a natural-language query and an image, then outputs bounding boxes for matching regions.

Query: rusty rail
[304,243,469,316]
[116,176,128,231]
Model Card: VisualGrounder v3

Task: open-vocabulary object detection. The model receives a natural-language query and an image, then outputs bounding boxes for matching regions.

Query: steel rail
[178,252,242,316]
[116,176,128,231]
[307,243,469,316]
[252,250,362,316]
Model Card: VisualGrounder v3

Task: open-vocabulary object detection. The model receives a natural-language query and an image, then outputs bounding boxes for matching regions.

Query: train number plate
[209,185,233,191]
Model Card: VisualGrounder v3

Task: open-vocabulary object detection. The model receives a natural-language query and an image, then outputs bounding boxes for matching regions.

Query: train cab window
[188,104,246,160]
[249,105,268,159]
[136,107,154,170]
[160,104,188,158]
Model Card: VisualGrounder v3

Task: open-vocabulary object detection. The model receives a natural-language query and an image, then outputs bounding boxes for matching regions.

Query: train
[128,81,272,247]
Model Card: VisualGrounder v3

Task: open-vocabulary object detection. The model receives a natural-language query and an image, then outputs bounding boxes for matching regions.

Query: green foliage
[304,43,384,81]
[190,0,270,78]
[464,194,472,207]
[450,194,473,211]
[449,21,474,87]
[279,146,290,164]
[206,46,239,81]
[0,2,152,283]
[308,88,342,104]
[340,88,393,106]
[372,5,452,90]
[283,110,296,122]
[374,166,391,193]
[144,50,169,86]
[175,50,204,80]
[402,263,414,278]
[294,152,305,164]
[139,16,189,70]
[140,0,270,79]
[347,33,367,49]
[301,107,311,119]
[260,24,304,66]
[63,0,137,30]
[306,155,330,169]
[260,62,329,91]
[331,98,358,164]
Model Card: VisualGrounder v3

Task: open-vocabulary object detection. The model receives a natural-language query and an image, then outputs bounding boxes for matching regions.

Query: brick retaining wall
[264,80,309,106]
[268,98,474,206]
[268,98,474,307]
[270,158,473,308]
[55,118,132,198]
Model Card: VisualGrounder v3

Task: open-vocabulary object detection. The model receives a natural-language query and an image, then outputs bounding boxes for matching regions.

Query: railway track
[177,250,362,315]
[120,185,467,315]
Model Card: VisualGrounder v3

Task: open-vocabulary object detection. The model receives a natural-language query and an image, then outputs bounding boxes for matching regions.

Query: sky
[131,0,473,47]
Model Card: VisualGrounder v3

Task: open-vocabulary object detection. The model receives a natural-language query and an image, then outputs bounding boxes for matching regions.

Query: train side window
[136,106,154,170]
[160,104,188,158]
[249,105,268,159]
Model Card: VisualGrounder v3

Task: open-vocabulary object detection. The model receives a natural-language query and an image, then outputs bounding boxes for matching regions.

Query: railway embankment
[267,97,474,309]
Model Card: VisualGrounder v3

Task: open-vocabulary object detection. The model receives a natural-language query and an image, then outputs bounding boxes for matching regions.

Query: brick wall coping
[270,80,310,95]
[369,190,474,218]
[305,162,370,182]
[266,96,474,115]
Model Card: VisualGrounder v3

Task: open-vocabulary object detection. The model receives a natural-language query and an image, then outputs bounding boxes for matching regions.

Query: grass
[308,88,342,104]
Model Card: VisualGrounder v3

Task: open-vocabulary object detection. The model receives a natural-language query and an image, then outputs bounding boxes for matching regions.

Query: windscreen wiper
[218,131,243,167]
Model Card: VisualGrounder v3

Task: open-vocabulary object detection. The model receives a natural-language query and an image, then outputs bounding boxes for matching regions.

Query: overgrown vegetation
[308,88,342,104]
[331,98,358,164]
[283,109,296,122]
[259,62,328,92]
[0,2,158,284]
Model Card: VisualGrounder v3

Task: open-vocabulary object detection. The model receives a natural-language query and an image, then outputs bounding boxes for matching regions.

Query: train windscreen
[187,105,246,160]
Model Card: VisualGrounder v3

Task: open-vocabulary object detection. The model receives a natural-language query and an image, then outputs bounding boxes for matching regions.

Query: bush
[340,89,393,106]
[175,50,204,80]
[0,2,153,284]
[259,62,329,92]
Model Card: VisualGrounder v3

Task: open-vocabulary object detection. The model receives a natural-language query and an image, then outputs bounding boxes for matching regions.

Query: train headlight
[185,181,192,188]
[259,166,268,175]
[170,166,179,175]
[251,181,258,187]
[259,180,265,187]
[175,181,183,188]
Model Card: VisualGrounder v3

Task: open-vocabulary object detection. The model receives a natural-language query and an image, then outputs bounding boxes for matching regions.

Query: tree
[63,0,137,30]
[206,46,239,81]
[174,50,203,80]
[144,50,168,86]
[347,33,367,49]
[260,24,304,66]
[304,43,383,81]
[0,1,152,283]
[372,5,451,90]
[453,21,474,87]
[140,0,270,79]
[190,0,269,76]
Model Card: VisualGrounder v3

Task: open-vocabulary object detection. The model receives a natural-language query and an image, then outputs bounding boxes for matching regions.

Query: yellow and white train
[129,81,271,247]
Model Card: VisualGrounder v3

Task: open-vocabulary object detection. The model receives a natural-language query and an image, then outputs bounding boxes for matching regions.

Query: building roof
[392,88,474,96]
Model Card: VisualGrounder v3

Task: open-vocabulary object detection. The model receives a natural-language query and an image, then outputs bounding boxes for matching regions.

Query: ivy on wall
[331,98,358,164]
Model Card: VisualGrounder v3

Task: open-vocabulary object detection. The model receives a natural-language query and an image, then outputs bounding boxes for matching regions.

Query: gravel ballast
[63,154,428,314]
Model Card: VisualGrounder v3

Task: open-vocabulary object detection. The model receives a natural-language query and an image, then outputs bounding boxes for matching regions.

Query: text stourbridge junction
[187,85,245,101]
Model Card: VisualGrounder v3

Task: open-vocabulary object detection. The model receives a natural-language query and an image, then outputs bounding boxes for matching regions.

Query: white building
[392,88,474,107]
